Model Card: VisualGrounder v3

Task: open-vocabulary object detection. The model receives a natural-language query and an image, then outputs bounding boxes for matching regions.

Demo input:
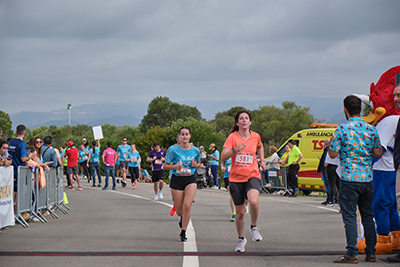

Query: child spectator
[139,165,152,183]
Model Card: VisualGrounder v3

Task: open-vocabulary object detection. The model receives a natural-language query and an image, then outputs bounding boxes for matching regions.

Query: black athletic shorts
[229,177,261,206]
[120,161,128,169]
[151,170,164,182]
[170,174,197,191]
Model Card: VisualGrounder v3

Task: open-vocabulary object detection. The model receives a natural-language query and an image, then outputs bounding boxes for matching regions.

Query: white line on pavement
[101,189,199,267]
[271,197,341,213]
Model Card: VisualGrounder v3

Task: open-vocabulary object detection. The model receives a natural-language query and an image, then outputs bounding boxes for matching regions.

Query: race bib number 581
[235,152,253,166]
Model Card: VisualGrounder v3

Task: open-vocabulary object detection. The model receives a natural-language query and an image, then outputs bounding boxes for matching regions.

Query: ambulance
[275,123,337,195]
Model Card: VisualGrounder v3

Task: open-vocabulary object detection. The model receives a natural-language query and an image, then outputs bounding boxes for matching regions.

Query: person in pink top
[221,110,267,253]
[102,142,117,190]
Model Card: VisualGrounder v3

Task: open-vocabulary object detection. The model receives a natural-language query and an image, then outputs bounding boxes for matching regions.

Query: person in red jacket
[63,141,82,191]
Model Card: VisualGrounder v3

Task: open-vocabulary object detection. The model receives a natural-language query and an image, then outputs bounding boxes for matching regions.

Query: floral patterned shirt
[330,117,381,182]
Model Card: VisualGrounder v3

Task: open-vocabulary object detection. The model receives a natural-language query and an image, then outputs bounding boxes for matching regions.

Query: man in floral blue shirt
[329,95,382,263]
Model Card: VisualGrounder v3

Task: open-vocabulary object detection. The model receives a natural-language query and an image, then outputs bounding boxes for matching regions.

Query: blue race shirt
[222,158,232,178]
[8,138,27,176]
[330,117,381,182]
[210,150,220,166]
[141,169,151,178]
[117,145,131,162]
[89,147,101,164]
[165,145,200,176]
[167,144,179,180]
[127,150,140,167]
[79,149,89,163]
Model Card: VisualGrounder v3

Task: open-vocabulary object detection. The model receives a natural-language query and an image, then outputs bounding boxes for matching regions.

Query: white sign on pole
[93,126,103,140]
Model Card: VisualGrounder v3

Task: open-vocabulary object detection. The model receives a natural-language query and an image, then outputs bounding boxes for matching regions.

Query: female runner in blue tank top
[164,126,201,242]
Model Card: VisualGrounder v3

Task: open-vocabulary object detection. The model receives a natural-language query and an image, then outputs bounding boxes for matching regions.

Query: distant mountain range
[27,116,141,129]
[9,96,346,129]
[10,106,144,129]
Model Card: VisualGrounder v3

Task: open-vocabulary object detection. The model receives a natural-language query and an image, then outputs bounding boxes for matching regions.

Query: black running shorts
[120,161,128,169]
[151,170,164,182]
[229,177,261,206]
[170,174,197,191]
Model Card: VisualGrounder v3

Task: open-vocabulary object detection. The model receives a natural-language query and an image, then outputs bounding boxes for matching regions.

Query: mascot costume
[357,66,400,255]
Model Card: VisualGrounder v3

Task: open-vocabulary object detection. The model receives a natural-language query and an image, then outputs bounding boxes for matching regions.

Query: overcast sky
[1,0,399,116]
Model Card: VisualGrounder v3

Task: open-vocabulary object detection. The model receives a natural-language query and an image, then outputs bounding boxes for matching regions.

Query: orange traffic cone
[375,235,392,254]
[391,230,400,250]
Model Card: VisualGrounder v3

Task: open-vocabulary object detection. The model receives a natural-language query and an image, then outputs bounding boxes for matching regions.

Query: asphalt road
[1,177,398,267]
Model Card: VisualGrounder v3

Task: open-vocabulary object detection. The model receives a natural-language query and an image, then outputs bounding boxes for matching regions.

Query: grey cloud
[0,0,399,116]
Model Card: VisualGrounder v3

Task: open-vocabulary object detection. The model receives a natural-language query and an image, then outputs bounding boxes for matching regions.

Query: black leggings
[326,164,340,203]
[129,167,139,184]
[80,161,89,178]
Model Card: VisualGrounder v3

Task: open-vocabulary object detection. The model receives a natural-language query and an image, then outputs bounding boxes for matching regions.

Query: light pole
[67,104,71,126]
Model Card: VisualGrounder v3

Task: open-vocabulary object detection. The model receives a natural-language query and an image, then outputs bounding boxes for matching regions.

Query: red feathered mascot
[357,66,400,257]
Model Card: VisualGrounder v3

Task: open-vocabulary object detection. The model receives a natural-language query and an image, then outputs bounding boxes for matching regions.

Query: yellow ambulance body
[276,125,336,195]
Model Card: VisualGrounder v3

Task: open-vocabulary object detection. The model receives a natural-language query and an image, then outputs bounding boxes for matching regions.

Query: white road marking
[104,189,199,267]
[270,197,341,213]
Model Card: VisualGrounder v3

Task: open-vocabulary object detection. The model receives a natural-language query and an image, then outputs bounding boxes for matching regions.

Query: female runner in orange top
[221,110,267,252]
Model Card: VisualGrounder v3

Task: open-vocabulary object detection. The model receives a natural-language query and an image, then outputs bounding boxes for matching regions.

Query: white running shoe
[250,227,263,241]
[154,194,159,201]
[158,190,163,199]
[245,205,249,214]
[235,237,247,252]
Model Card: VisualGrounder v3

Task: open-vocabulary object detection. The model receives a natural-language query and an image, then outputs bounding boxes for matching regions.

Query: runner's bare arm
[221,161,226,172]
[257,145,267,171]
[191,160,200,168]
[221,147,232,161]
[221,142,245,161]
[163,161,181,171]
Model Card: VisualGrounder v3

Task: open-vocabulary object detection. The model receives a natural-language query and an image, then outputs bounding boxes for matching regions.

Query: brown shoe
[365,255,376,262]
[333,255,358,263]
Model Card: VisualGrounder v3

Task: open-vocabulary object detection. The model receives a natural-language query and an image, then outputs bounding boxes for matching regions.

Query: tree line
[0,96,318,168]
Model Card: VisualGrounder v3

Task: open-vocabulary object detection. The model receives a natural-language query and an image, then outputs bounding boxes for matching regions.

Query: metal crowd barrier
[46,168,58,218]
[260,163,290,196]
[56,167,69,213]
[35,168,48,223]
[14,167,32,227]
[14,166,69,228]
